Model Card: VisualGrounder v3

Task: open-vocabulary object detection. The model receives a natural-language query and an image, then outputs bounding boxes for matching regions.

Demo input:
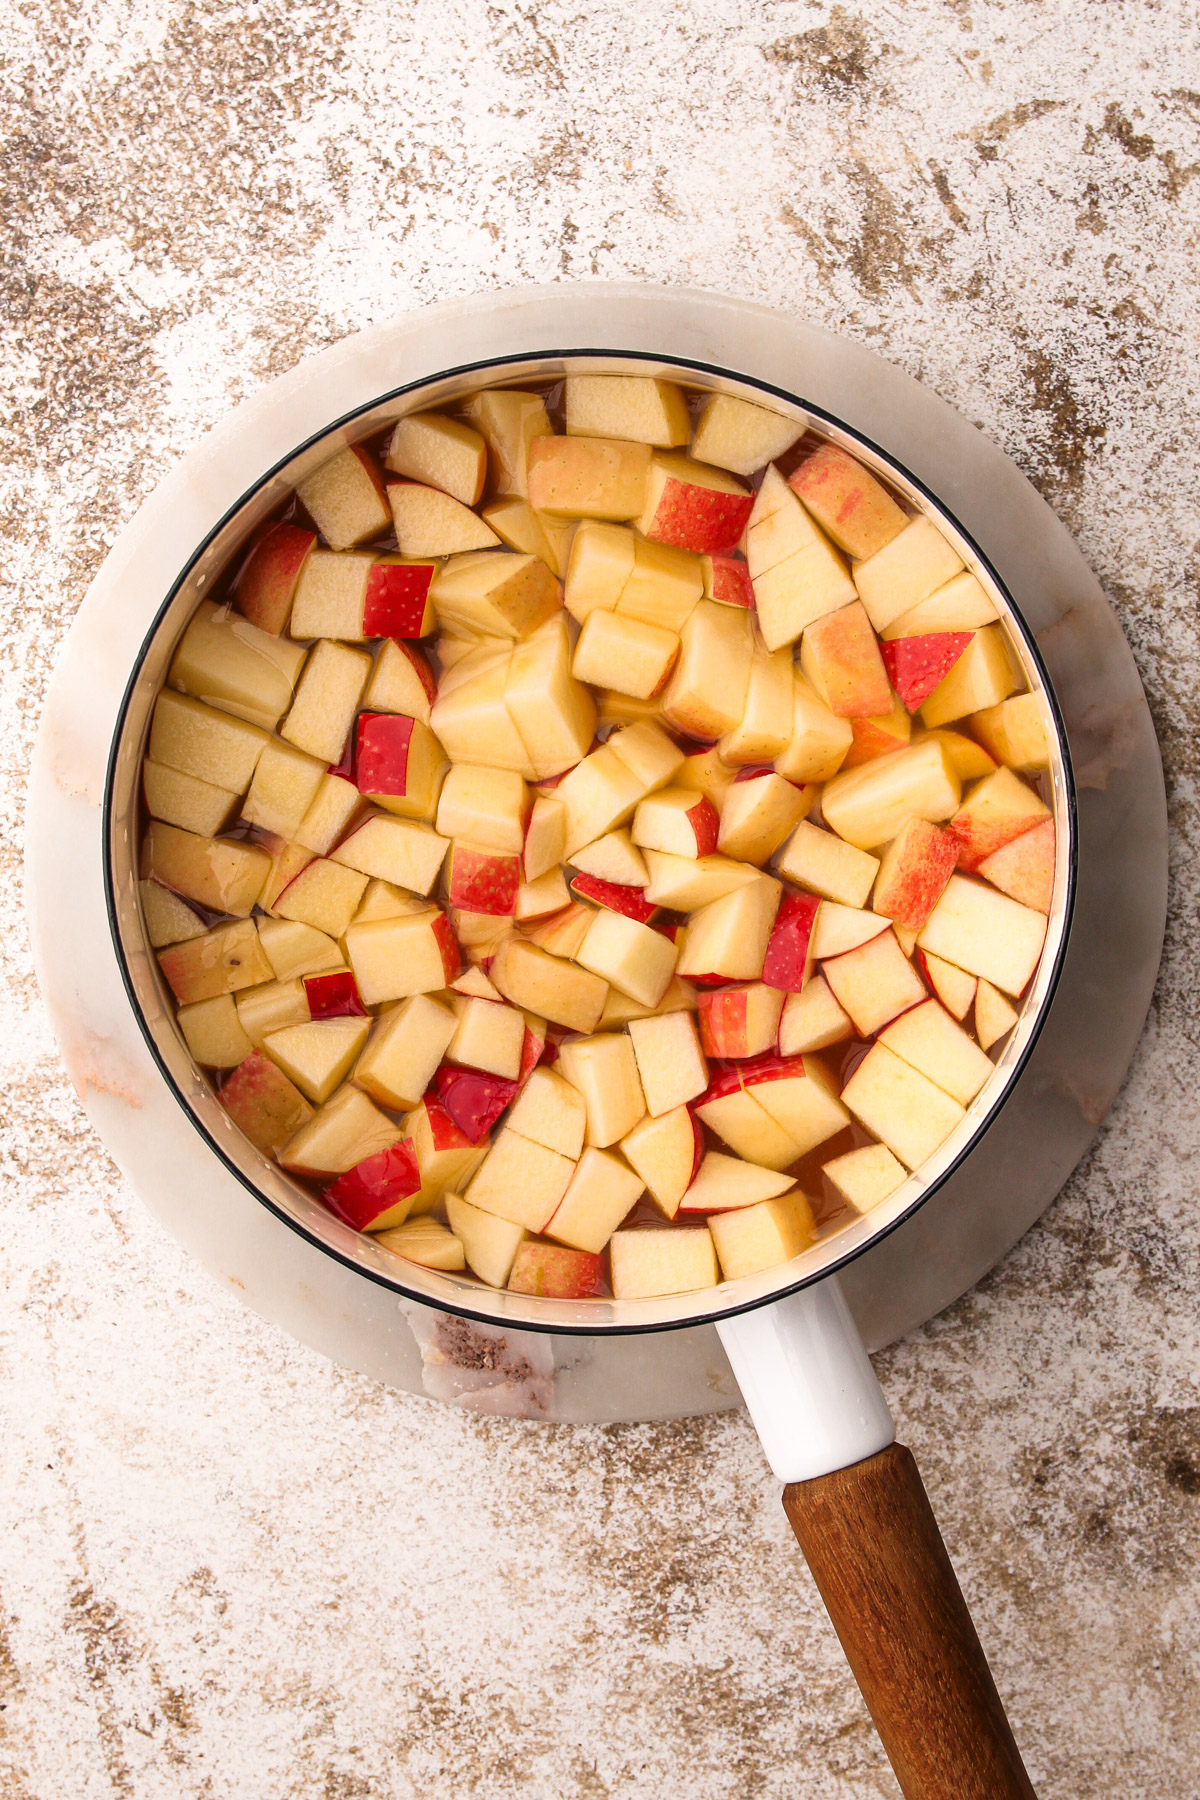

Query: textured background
[3,2,1199,1795]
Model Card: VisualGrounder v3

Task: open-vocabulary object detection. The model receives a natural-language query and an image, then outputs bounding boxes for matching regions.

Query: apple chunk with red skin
[363,638,437,725]
[219,1049,313,1155]
[787,443,907,561]
[508,1240,605,1299]
[446,842,521,916]
[977,817,1054,913]
[880,633,973,713]
[702,555,754,608]
[949,766,1051,874]
[355,713,445,820]
[632,788,719,859]
[698,982,784,1059]
[235,521,316,635]
[871,818,958,932]
[639,453,754,553]
[325,1139,422,1232]
[800,602,892,718]
[344,908,461,1005]
[620,1106,704,1220]
[570,872,657,923]
[303,969,369,1019]
[761,891,821,993]
[434,1067,518,1143]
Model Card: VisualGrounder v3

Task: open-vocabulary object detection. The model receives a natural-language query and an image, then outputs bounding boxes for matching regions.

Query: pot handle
[717,1282,1038,1800]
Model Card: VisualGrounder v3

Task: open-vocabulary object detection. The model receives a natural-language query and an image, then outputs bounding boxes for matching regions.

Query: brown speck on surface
[4,0,1200,1795]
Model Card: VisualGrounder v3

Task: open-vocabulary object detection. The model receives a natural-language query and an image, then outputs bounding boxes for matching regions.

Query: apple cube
[353,992,457,1109]
[279,1083,404,1179]
[275,858,368,938]
[679,1150,796,1213]
[609,1226,718,1299]
[387,480,500,557]
[143,760,239,838]
[508,1239,606,1298]
[234,978,311,1049]
[977,818,1054,914]
[444,1194,525,1287]
[523,900,594,958]
[717,773,807,865]
[491,939,608,1034]
[676,748,737,810]
[430,652,535,777]
[969,693,1050,772]
[626,1010,708,1116]
[638,452,753,553]
[143,821,270,918]
[915,949,977,1022]
[881,570,999,641]
[507,1067,587,1158]
[607,721,685,793]
[878,998,994,1107]
[464,1126,577,1232]
[148,691,269,795]
[715,644,795,764]
[524,794,567,882]
[557,1032,647,1146]
[614,537,704,632]
[661,600,754,739]
[240,739,327,840]
[361,638,436,727]
[642,851,758,912]
[872,818,958,931]
[598,974,696,1027]
[776,820,879,909]
[912,728,997,782]
[690,393,803,476]
[293,773,365,856]
[177,994,254,1069]
[678,876,782,983]
[740,1055,850,1154]
[788,444,908,560]
[709,1192,815,1281]
[450,966,503,1001]
[571,609,679,700]
[563,519,635,622]
[879,633,973,714]
[302,968,368,1019]
[918,875,1047,998]
[168,601,307,731]
[693,1073,802,1171]
[447,996,526,1079]
[565,374,689,447]
[773,672,854,785]
[698,982,784,1059]
[844,696,912,767]
[853,516,964,634]
[289,550,437,641]
[571,828,648,888]
[433,550,561,642]
[595,686,666,728]
[800,602,892,718]
[482,496,565,576]
[576,908,678,1009]
[746,468,857,651]
[385,411,486,505]
[375,1215,466,1272]
[810,904,889,960]
[949,766,1051,873]
[822,1143,907,1214]
[434,1068,519,1143]
[974,979,1019,1052]
[234,520,316,635]
[280,638,372,764]
[219,1049,313,1155]
[139,880,204,949]
[778,976,852,1056]
[263,1016,370,1105]
[355,879,430,923]
[407,1098,489,1214]
[331,816,450,895]
[546,1147,644,1253]
[465,388,553,498]
[570,874,656,923]
[822,928,926,1036]
[840,1042,965,1171]
[821,738,961,850]
[344,908,459,1005]
[527,434,651,520]
[446,843,520,917]
[620,1106,703,1220]
[503,613,597,779]
[437,764,528,854]
[296,442,391,549]
[702,554,756,609]
[517,868,571,920]
[633,788,719,860]
[761,890,822,993]
[556,746,645,858]
[920,625,1022,728]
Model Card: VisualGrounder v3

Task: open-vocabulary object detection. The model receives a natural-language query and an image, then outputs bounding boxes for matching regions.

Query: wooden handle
[784,1443,1037,1800]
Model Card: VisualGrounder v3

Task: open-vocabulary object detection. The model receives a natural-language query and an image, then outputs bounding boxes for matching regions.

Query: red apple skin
[508,1241,606,1299]
[447,847,520,917]
[219,1051,312,1155]
[325,1140,421,1230]
[363,561,437,637]
[570,873,658,924]
[695,1063,745,1105]
[874,821,958,931]
[519,1023,546,1083]
[234,521,316,635]
[647,482,754,554]
[880,634,973,713]
[688,1111,705,1185]
[698,988,748,1058]
[390,638,438,708]
[355,712,413,797]
[761,891,821,993]
[423,1094,474,1152]
[303,969,369,1018]
[706,555,755,609]
[686,796,720,856]
[434,1066,519,1143]
[430,912,463,982]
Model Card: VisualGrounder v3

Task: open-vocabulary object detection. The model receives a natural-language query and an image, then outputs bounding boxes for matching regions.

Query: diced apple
[256,917,343,983]
[571,828,648,888]
[709,1192,815,1280]
[745,467,857,651]
[620,1106,703,1220]
[385,411,486,505]
[690,393,803,476]
[375,1215,466,1271]
[661,600,754,739]
[773,672,854,785]
[810,903,890,960]
[547,1147,644,1254]
[527,435,651,520]
[556,745,645,858]
[717,772,807,865]
[444,1194,525,1287]
[878,998,994,1107]
[641,850,758,911]
[871,817,958,930]
[281,1084,404,1182]
[290,550,437,641]
[778,976,852,1056]
[302,968,368,1019]
[823,1143,907,1214]
[626,1010,708,1116]
[446,842,521,916]
[557,1033,646,1146]
[434,1068,519,1143]
[606,721,686,793]
[524,794,567,881]
[344,908,459,1005]
[517,868,571,920]
[916,949,977,1022]
[296,443,390,549]
[879,633,973,714]
[609,1227,718,1299]
[614,537,704,632]
[701,554,756,609]
[169,601,307,731]
[363,638,437,726]
[844,696,912,768]
[918,875,1047,998]
[565,374,690,447]
[148,691,269,795]
[800,602,892,718]
[293,773,366,856]
[632,788,719,860]
[570,873,656,923]
[234,521,316,635]
[388,480,500,557]
[949,766,1051,873]
[841,1042,965,1170]
[482,496,564,576]
[776,820,878,908]
[977,818,1055,914]
[139,880,205,949]
[407,1098,489,1214]
[920,625,1022,728]
[219,1049,313,1154]
[177,994,255,1069]
[822,928,926,1036]
[435,764,528,855]
[507,1066,587,1158]
[433,550,561,642]
[451,966,503,1001]
[143,760,239,838]
[562,519,635,622]
[234,978,311,1049]
[881,570,999,640]
[275,858,369,939]
[741,1054,850,1154]
[447,996,526,1079]
[761,890,821,992]
[523,900,594,957]
[355,879,430,923]
[576,908,678,1008]
[639,452,753,554]
[239,738,326,841]
[353,992,457,1109]
[698,982,784,1059]
[490,939,608,1034]
[821,738,960,850]
[504,613,597,779]
[598,975,696,1027]
[969,693,1050,771]
[430,651,535,777]
[331,815,450,895]
[143,821,270,918]
[716,644,795,764]
[678,876,782,983]
[263,1016,370,1105]
[788,444,907,560]
[508,1239,606,1298]
[912,727,997,782]
[280,638,372,764]
[676,747,737,810]
[679,1150,796,1213]
[464,1127,577,1232]
[694,1071,802,1171]
[853,516,964,634]
[465,388,553,498]
[974,978,1019,1051]
[571,609,679,700]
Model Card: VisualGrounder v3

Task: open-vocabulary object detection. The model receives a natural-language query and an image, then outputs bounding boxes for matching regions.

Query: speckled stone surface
[2,3,1199,1795]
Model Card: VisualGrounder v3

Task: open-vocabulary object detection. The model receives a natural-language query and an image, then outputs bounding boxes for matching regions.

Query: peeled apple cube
[296,443,391,550]
[564,374,690,448]
[689,393,804,478]
[822,1143,907,1213]
[143,821,270,919]
[445,1194,526,1288]
[169,601,307,731]
[527,435,651,521]
[143,760,239,839]
[149,691,269,795]
[615,537,703,633]
[708,1193,815,1282]
[609,1228,718,1300]
[263,1016,371,1105]
[840,1042,965,1171]
[280,639,372,765]
[432,551,561,642]
[465,389,553,498]
[820,738,961,850]
[661,601,754,740]
[852,516,964,634]
[385,412,487,505]
[388,482,500,558]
